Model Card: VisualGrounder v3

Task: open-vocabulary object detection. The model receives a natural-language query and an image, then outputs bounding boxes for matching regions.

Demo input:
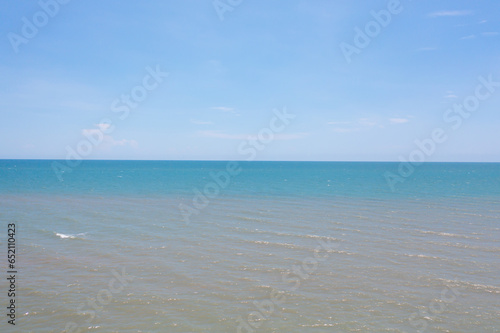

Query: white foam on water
[55,232,87,239]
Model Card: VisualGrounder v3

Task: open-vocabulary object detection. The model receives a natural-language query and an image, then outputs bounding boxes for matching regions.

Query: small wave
[436,278,500,294]
[299,323,338,328]
[229,226,341,242]
[419,230,479,240]
[248,240,309,250]
[55,232,87,239]
[404,254,441,260]
[427,241,500,252]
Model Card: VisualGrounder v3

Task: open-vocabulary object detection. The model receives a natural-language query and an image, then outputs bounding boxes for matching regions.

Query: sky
[0,0,499,161]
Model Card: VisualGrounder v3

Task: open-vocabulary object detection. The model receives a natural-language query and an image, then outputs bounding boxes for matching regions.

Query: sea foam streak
[55,232,87,239]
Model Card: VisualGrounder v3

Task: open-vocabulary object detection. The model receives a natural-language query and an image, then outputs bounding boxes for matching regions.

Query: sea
[0,160,499,332]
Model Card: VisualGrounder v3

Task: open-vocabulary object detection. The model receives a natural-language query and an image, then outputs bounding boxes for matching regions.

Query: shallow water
[0,160,499,332]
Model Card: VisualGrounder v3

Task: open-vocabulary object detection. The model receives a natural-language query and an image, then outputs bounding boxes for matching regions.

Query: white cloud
[331,127,359,133]
[197,130,247,140]
[96,123,112,132]
[197,130,307,140]
[416,47,437,51]
[327,121,351,125]
[428,10,473,18]
[328,118,377,133]
[210,106,234,112]
[482,32,499,36]
[82,128,102,137]
[461,35,476,40]
[109,138,138,148]
[358,118,377,127]
[274,133,309,140]
[389,118,409,124]
[82,125,138,149]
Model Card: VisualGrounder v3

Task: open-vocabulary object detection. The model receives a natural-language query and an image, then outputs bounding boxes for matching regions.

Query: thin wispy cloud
[428,10,473,18]
[461,32,497,40]
[327,121,351,125]
[329,118,378,134]
[82,125,138,149]
[197,130,307,140]
[461,35,476,40]
[210,106,234,112]
[482,32,499,36]
[389,118,409,124]
[273,133,309,140]
[328,118,378,133]
[358,118,377,127]
[96,123,112,132]
[331,127,359,133]
[109,138,138,148]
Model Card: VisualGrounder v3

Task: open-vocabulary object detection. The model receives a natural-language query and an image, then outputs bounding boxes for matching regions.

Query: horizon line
[1,158,499,163]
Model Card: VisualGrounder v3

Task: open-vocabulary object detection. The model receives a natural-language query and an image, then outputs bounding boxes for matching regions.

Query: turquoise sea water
[0,160,499,332]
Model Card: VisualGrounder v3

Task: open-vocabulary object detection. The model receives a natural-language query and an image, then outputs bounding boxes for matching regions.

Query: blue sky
[1,0,499,161]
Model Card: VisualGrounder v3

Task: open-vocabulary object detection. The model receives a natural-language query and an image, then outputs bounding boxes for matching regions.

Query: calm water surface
[0,160,499,332]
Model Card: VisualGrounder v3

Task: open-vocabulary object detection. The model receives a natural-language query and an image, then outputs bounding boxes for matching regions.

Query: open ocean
[0,160,499,332]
